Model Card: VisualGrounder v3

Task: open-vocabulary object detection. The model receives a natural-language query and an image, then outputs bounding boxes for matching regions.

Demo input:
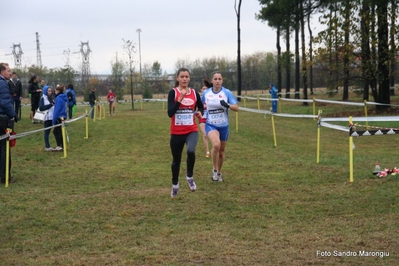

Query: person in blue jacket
[269,83,278,113]
[0,63,17,183]
[65,84,76,119]
[52,84,68,151]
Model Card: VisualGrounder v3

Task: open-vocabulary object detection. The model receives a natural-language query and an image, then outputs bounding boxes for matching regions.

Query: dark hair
[67,84,74,90]
[174,67,190,87]
[211,71,222,79]
[203,79,212,88]
[0,63,9,72]
[12,72,17,75]
[29,74,38,84]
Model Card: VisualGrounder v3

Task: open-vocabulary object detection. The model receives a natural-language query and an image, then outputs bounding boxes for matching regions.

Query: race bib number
[175,109,194,126]
[208,109,226,124]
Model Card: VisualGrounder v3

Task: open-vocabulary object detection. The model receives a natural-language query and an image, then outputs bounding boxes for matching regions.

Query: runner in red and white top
[107,89,116,116]
[167,68,204,198]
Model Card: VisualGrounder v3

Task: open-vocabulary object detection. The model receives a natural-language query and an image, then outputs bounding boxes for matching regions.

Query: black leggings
[53,119,64,147]
[170,132,198,185]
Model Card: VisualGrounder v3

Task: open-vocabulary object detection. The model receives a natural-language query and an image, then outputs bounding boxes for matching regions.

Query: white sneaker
[44,147,54,151]
[186,177,197,191]
[211,170,218,182]
[55,146,63,151]
[217,172,224,182]
[171,184,179,198]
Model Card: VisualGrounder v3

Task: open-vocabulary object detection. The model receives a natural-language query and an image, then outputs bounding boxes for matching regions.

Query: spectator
[28,75,42,123]
[65,84,76,119]
[39,86,55,151]
[8,72,22,119]
[52,84,67,151]
[89,88,96,119]
[0,63,17,184]
[269,83,278,113]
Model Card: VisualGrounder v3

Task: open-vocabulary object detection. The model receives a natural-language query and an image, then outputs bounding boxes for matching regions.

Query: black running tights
[170,132,198,185]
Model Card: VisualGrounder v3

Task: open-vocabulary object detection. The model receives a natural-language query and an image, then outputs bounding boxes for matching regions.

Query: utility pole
[11,43,23,69]
[136,28,142,76]
[80,41,91,90]
[36,32,42,67]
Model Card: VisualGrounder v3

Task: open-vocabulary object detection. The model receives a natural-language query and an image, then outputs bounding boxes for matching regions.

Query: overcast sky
[1,0,323,75]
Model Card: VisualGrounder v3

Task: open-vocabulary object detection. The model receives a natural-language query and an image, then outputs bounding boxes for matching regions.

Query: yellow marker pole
[271,114,277,147]
[349,116,354,183]
[316,110,322,163]
[61,120,67,158]
[257,96,260,110]
[84,110,89,139]
[5,131,10,187]
[364,100,368,129]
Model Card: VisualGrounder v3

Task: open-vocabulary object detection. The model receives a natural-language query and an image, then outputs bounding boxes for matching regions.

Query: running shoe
[217,172,224,182]
[206,152,210,158]
[55,146,63,151]
[45,147,54,151]
[186,177,197,191]
[171,184,179,198]
[211,170,218,182]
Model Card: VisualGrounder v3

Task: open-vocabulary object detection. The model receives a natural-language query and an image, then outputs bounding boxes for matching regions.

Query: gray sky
[1,0,321,75]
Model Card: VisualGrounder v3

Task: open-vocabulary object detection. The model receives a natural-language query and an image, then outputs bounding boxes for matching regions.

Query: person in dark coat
[8,72,22,119]
[0,63,17,184]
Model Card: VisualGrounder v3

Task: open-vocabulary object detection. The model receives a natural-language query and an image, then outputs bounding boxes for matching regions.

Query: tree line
[256,0,398,110]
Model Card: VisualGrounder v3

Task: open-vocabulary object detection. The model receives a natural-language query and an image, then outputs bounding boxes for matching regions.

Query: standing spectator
[106,89,116,116]
[28,75,42,123]
[39,86,55,151]
[52,84,67,151]
[89,87,96,119]
[0,63,17,184]
[39,79,45,89]
[8,72,22,119]
[65,84,76,119]
[167,68,204,198]
[269,83,278,113]
[202,71,239,182]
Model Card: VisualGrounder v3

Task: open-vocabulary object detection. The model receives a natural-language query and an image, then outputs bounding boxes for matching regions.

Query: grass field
[1,94,399,265]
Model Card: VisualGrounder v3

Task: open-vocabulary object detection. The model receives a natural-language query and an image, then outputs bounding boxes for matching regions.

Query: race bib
[208,108,226,124]
[175,109,194,126]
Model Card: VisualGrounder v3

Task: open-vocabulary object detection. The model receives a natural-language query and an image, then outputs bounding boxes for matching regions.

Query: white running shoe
[186,177,197,191]
[171,184,179,198]
[55,146,63,151]
[45,147,54,151]
[217,172,224,182]
[211,170,218,182]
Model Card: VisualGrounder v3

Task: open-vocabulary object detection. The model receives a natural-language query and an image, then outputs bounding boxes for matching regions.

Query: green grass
[1,97,398,265]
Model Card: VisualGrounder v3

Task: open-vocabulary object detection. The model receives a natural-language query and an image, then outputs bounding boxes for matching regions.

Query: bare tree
[123,39,136,110]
